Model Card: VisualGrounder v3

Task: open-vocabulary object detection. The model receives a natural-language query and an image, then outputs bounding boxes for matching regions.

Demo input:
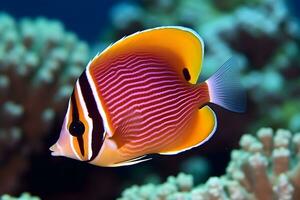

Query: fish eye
[183,68,191,81]
[69,120,85,137]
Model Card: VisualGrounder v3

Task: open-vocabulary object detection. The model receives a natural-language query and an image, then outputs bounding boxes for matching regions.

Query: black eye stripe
[69,121,85,137]
[78,70,105,162]
[70,90,85,156]
[71,91,79,120]
[77,136,85,156]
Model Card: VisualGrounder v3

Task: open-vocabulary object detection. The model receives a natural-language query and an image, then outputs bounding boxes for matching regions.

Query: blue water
[2,0,299,42]
[289,0,300,19]
[0,0,129,42]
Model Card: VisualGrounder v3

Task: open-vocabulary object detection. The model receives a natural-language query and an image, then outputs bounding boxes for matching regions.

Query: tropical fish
[50,26,246,167]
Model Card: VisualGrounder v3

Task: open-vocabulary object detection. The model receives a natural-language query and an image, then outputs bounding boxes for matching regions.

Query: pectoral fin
[159,106,217,155]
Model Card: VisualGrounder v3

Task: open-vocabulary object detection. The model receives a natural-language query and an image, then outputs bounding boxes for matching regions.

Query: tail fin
[205,58,246,113]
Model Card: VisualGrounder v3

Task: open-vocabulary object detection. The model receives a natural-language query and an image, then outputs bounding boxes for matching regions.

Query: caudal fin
[205,58,246,113]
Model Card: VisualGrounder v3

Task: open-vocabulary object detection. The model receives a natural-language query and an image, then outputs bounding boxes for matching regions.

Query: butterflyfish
[50,26,246,167]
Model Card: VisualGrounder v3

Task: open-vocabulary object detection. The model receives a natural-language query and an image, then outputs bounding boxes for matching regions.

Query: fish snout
[49,143,63,156]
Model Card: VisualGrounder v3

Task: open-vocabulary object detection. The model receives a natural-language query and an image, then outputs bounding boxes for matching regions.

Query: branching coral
[118,127,300,200]
[204,0,300,132]
[0,13,89,193]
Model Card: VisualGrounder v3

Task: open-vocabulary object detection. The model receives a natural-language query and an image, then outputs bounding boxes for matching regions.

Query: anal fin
[159,106,217,155]
[107,155,152,167]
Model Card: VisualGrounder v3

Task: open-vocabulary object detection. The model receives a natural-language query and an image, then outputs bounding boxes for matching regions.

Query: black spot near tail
[183,68,191,81]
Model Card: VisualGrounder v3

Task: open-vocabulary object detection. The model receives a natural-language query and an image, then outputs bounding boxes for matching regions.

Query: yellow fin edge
[159,106,217,155]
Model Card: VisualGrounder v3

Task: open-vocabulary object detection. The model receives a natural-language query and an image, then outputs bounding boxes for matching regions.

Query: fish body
[50,26,245,167]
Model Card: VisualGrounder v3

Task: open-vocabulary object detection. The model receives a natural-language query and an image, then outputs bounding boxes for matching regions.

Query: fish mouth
[49,143,62,156]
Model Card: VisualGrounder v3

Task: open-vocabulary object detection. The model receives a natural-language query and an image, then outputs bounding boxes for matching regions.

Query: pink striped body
[89,52,209,156]
[50,26,245,167]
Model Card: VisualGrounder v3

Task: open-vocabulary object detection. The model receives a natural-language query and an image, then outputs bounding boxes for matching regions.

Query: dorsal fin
[89,26,204,84]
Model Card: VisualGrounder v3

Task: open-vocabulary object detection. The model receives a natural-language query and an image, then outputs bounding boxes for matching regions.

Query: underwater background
[0,0,300,199]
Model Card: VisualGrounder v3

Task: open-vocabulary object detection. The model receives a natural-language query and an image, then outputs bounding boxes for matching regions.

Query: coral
[105,0,300,132]
[1,193,40,200]
[118,127,300,200]
[0,12,89,193]
[180,156,211,183]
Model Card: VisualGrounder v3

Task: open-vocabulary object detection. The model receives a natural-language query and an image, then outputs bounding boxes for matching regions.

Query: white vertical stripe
[86,65,112,137]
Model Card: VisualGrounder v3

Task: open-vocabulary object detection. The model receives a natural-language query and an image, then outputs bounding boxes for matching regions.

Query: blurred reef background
[0,0,300,199]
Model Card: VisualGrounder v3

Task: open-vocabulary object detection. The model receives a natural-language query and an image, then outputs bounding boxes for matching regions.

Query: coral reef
[105,0,300,132]
[0,13,89,193]
[118,127,300,200]
[180,156,211,184]
[0,193,40,200]
[0,0,299,198]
